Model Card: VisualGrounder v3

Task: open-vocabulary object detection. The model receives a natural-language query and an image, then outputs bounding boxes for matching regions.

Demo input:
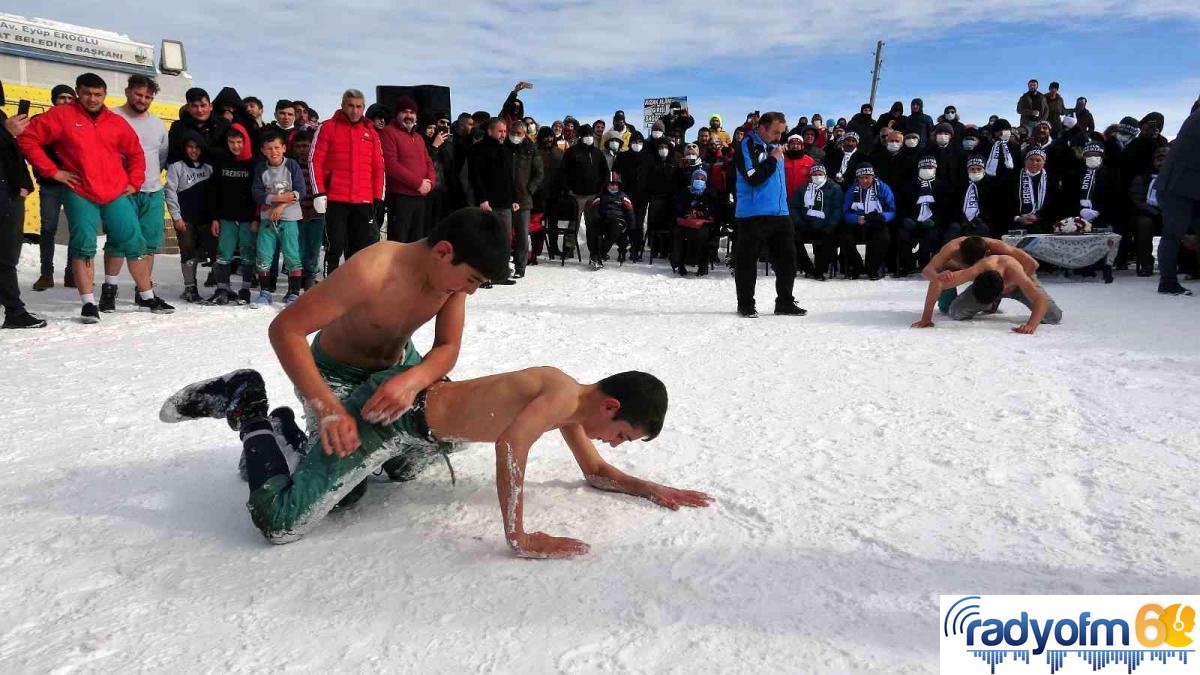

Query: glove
[313,194,328,214]
[1080,208,1100,223]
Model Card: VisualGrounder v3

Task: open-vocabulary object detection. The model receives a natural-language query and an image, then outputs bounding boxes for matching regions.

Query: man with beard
[469,118,519,284]
[847,103,875,145]
[109,74,174,314]
[1017,79,1049,131]
[17,73,163,323]
[824,132,865,189]
[381,96,436,243]
[1045,82,1067,136]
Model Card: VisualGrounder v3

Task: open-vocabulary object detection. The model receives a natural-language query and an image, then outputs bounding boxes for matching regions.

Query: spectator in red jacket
[783,133,815,199]
[379,96,435,243]
[309,88,385,274]
[17,73,165,324]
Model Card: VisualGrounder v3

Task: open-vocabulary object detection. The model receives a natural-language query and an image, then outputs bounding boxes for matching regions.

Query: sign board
[0,15,154,73]
[643,96,687,135]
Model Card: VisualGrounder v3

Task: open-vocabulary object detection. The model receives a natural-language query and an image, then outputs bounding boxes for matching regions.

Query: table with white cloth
[1001,232,1123,283]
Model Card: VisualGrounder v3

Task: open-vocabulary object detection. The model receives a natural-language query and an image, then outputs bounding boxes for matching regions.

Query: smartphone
[17,99,30,116]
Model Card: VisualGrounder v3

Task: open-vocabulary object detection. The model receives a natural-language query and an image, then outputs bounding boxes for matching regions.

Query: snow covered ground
[1,241,1198,674]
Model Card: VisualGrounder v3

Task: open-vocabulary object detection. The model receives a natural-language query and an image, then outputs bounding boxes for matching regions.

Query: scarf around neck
[963,181,980,222]
[917,178,936,222]
[803,182,825,218]
[986,140,1013,176]
[1019,169,1047,216]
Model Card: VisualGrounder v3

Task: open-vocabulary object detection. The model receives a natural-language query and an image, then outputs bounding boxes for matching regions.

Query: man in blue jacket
[842,164,896,280]
[733,112,805,318]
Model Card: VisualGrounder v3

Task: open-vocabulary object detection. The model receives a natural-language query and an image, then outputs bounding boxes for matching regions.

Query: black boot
[159,369,268,431]
[98,283,118,312]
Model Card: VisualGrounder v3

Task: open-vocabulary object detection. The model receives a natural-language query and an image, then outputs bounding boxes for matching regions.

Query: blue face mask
[691,179,707,194]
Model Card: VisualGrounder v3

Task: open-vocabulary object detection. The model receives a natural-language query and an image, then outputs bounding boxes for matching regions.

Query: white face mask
[608,141,621,152]
[945,112,957,121]
[811,175,827,189]
[935,134,951,147]
[887,142,902,152]
[968,171,985,183]
[918,168,936,181]
[630,143,643,153]
[963,139,978,151]
[508,135,523,145]
[1084,156,1103,169]
[999,130,1012,142]
[904,138,919,148]
[657,148,669,158]
[651,130,664,139]
[582,136,594,146]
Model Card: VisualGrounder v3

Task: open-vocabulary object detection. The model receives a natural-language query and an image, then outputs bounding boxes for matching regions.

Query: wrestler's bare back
[425,367,580,443]
[316,242,469,370]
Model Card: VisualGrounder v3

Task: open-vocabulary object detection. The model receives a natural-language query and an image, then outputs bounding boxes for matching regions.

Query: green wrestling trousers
[247,338,446,543]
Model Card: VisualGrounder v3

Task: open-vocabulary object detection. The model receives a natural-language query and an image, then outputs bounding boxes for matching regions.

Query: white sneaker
[251,289,272,308]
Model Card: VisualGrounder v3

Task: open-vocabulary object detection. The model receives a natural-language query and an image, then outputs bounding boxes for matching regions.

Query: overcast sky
[9,1,1200,134]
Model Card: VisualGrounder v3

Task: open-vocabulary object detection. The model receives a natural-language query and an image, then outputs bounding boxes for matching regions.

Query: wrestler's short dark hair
[961,236,988,265]
[971,270,1004,305]
[75,72,107,91]
[426,207,511,281]
[597,371,667,441]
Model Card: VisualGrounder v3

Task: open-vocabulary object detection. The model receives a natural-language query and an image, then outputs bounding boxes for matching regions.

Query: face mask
[608,142,621,152]
[904,138,919,148]
[508,135,523,145]
[935,134,950,147]
[945,112,957,121]
[918,168,936,181]
[651,130,664,139]
[999,130,1012,142]
[686,154,699,164]
[811,175,827,189]
[963,139,978,151]
[607,186,619,194]
[630,143,643,153]
[1084,156,1103,169]
[657,148,669,158]
[887,142,902,152]
[582,136,594,146]
[691,179,706,193]
[968,171,984,183]
[1116,134,1132,146]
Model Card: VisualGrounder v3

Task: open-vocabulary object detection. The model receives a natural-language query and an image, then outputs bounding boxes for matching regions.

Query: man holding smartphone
[0,97,46,328]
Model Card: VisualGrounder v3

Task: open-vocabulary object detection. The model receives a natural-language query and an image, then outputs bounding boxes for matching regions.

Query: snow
[1,242,1198,673]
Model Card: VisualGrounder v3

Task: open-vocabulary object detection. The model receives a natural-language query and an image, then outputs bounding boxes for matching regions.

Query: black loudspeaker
[376,85,452,124]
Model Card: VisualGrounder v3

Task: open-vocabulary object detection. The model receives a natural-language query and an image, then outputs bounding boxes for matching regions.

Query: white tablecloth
[1001,233,1122,269]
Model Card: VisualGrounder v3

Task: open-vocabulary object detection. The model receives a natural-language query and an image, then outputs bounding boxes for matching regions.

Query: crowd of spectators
[2,74,1199,328]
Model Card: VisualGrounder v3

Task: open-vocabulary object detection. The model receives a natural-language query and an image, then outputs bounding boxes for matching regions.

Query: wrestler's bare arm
[986,239,1039,276]
[922,237,964,280]
[562,423,713,511]
[269,245,390,456]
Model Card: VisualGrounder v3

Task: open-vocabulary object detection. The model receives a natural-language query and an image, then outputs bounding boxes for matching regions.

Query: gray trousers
[513,208,531,273]
[493,207,513,273]
[948,284,1063,324]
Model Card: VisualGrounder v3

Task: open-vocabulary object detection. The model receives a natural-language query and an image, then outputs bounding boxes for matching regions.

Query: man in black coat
[1157,107,1200,294]
[469,118,518,284]
[0,111,45,328]
[168,87,231,164]
[659,101,695,139]
[559,125,609,257]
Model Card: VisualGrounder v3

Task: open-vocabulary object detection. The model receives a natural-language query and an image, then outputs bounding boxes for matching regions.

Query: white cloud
[4,1,1198,130]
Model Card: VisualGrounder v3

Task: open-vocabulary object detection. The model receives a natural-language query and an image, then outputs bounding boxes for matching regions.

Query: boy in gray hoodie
[164,133,214,302]
[251,131,306,306]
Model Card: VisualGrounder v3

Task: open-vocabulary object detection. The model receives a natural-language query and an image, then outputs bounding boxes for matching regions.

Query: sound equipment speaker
[376,85,452,123]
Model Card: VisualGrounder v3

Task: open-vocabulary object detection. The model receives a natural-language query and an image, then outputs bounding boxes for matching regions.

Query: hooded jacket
[207,144,258,222]
[707,116,732,146]
[17,101,144,205]
[310,110,385,204]
[591,181,636,227]
[168,108,231,165]
[0,114,34,206]
[380,120,435,196]
[901,99,934,147]
[164,132,213,224]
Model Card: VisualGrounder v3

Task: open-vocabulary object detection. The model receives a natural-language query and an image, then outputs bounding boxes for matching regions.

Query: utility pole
[868,40,885,110]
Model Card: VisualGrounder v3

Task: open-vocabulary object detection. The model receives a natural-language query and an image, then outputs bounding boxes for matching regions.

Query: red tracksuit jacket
[18,101,145,205]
